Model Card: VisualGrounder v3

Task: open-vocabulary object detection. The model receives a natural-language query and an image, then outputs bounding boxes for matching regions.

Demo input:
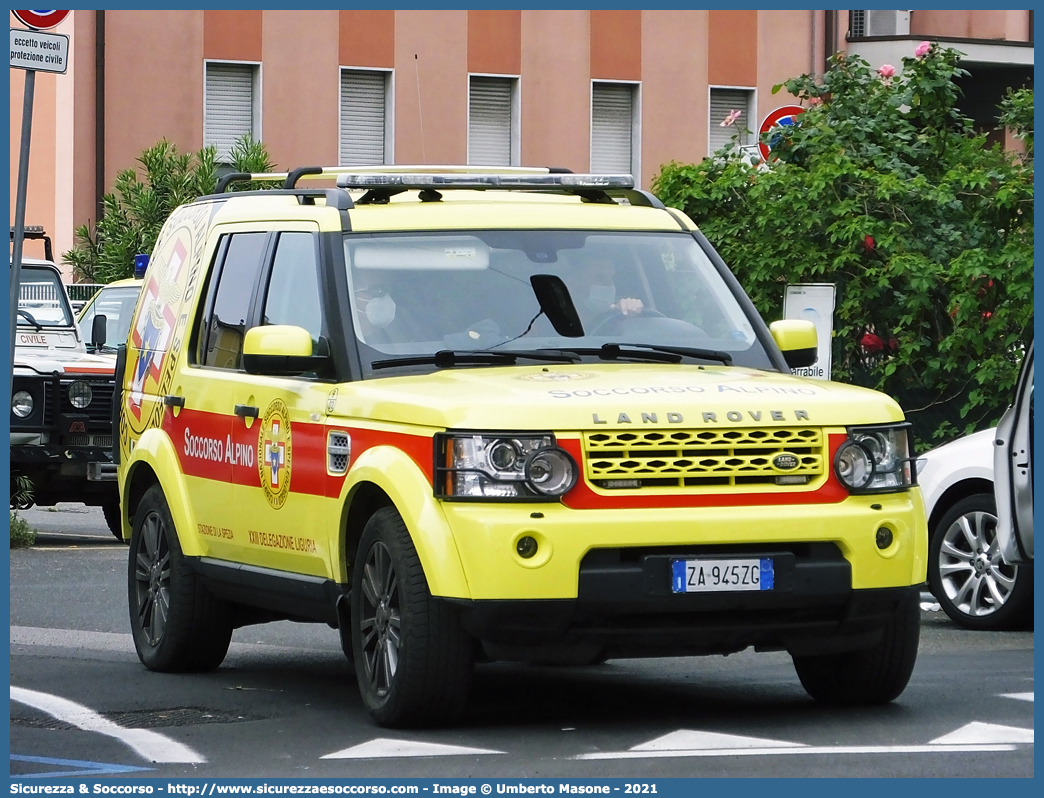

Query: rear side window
[202,232,268,369]
[262,232,324,351]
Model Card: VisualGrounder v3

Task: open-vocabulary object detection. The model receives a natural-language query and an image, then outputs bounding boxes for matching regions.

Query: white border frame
[708,84,758,158]
[203,58,263,161]
[466,72,521,167]
[589,79,642,181]
[338,65,396,166]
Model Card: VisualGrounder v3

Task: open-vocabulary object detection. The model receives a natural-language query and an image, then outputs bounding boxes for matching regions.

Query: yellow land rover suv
[115,167,926,727]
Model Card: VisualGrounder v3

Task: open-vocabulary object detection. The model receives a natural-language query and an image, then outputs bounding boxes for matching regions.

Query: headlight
[68,380,93,409]
[833,423,914,494]
[12,390,34,418]
[436,432,578,500]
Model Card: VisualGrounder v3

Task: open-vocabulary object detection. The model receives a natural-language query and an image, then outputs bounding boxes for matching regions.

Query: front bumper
[448,584,918,661]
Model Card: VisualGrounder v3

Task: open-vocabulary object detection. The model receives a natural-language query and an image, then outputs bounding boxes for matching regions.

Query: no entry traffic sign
[758,105,805,161]
[12,10,69,30]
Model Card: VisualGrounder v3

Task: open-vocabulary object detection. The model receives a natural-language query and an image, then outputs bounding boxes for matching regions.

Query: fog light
[876,527,893,549]
[68,380,93,409]
[516,536,538,559]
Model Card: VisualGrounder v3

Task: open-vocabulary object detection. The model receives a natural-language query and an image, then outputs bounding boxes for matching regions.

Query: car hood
[329,363,904,430]
[14,349,117,377]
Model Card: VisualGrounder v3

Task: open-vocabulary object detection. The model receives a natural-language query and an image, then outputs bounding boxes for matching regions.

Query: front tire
[103,497,126,543]
[128,484,232,672]
[351,507,473,727]
[793,591,919,705]
[928,493,1033,630]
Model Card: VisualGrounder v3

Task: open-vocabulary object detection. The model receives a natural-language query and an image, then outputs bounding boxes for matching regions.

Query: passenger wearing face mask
[352,270,400,343]
[574,259,644,328]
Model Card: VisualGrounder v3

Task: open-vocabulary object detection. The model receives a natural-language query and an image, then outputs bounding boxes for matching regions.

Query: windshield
[343,231,772,374]
[16,265,74,327]
[78,285,140,347]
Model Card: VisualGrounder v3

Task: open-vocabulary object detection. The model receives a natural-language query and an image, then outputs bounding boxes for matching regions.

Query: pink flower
[877,64,896,78]
[719,109,742,128]
[808,96,823,106]
[915,41,931,58]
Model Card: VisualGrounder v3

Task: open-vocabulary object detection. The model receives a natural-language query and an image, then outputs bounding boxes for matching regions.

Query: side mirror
[91,314,107,348]
[242,325,329,376]
[769,320,817,368]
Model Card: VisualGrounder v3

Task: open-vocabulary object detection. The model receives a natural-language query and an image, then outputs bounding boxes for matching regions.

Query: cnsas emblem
[772,453,800,471]
[257,400,292,509]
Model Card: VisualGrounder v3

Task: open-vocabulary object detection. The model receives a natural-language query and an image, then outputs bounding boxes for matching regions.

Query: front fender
[342,445,470,599]
[121,428,203,557]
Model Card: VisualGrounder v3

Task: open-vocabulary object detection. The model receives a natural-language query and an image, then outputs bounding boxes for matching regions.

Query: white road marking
[1000,692,1034,703]
[573,744,1017,760]
[10,686,206,764]
[322,738,505,759]
[929,722,1034,745]
[10,625,334,656]
[631,729,805,751]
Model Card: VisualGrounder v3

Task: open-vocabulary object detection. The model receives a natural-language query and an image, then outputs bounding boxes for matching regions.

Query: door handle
[234,404,259,420]
[163,395,185,409]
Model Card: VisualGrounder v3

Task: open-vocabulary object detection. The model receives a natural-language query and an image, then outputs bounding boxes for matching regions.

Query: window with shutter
[708,88,754,156]
[468,77,515,167]
[341,69,388,166]
[849,10,867,38]
[591,82,636,175]
[204,62,258,164]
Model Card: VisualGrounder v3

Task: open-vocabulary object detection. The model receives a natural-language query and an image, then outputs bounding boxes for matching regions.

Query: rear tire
[128,484,232,672]
[351,507,473,727]
[793,591,919,705]
[103,498,126,543]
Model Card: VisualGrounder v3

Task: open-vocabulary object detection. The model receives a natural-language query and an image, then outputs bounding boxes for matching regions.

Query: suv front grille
[44,380,115,434]
[584,427,825,490]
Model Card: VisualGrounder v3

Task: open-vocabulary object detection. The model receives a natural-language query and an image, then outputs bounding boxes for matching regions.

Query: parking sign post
[9,10,70,369]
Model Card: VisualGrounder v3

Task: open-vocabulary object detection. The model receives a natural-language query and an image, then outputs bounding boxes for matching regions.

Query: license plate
[671,558,774,593]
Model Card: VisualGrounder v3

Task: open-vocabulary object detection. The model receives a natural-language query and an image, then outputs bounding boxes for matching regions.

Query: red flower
[888,338,898,352]
[861,333,885,353]
[982,311,992,320]
[864,235,875,252]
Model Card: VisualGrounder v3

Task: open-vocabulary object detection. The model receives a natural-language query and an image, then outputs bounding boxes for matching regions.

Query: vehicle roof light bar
[333,173,636,190]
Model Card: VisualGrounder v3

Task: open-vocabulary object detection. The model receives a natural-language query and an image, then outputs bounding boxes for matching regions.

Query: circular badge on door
[257,399,292,509]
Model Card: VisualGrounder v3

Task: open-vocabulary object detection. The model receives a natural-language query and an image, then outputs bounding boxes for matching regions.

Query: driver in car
[573,258,645,326]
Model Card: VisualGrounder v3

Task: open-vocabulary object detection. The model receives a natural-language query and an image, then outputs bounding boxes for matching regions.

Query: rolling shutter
[204,63,255,163]
[340,70,387,166]
[708,88,752,154]
[468,77,513,166]
[591,83,634,175]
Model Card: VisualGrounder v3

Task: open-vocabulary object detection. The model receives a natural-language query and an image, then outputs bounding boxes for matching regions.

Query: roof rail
[10,225,53,262]
[210,168,665,209]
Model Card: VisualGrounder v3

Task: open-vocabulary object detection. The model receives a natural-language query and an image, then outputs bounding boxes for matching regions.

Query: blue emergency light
[133,254,149,279]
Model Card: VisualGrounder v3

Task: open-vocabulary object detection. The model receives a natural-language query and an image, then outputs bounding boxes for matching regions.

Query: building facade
[10,9,1033,277]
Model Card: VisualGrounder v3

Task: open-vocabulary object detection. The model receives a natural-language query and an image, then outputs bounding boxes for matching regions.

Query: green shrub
[64,136,276,284]
[653,45,1033,447]
[10,512,36,548]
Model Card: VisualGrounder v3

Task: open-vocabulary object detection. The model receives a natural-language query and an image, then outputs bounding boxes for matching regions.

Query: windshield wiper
[16,309,43,331]
[544,343,732,365]
[371,349,580,370]
[616,343,732,365]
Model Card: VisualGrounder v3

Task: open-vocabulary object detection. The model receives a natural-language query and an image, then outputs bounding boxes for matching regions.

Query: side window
[203,232,268,369]
[262,232,324,351]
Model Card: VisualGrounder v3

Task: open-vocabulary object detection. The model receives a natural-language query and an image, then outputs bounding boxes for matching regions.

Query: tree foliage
[653,45,1033,446]
[64,136,275,284]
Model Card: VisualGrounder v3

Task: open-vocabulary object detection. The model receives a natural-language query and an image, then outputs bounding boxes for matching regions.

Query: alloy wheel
[133,510,172,646]
[358,541,401,697]
[937,509,1017,619]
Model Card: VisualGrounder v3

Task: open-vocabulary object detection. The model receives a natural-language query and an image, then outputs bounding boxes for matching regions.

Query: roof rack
[213,167,665,209]
[10,225,53,262]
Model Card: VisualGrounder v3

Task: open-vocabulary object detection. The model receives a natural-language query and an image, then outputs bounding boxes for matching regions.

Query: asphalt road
[9,504,1035,779]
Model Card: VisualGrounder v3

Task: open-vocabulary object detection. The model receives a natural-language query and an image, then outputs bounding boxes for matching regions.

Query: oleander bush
[65,136,275,284]
[654,44,1033,447]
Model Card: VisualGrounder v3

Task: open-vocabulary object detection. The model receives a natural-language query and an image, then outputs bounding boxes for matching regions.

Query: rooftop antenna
[414,54,426,163]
